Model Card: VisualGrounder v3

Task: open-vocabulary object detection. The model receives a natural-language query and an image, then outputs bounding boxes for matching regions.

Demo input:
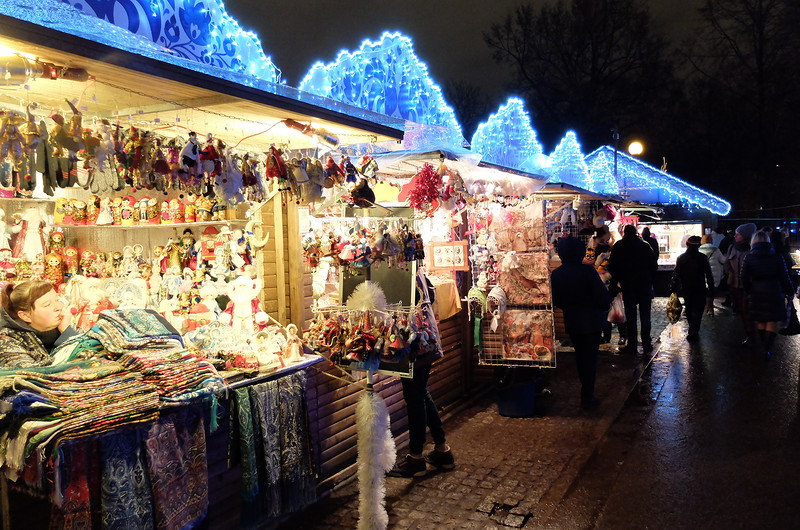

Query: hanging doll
[49,100,84,158]
[179,131,201,186]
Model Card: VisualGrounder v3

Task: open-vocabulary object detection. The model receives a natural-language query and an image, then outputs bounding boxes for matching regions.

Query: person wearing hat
[670,236,715,342]
[724,223,757,343]
[741,230,794,358]
[551,235,611,410]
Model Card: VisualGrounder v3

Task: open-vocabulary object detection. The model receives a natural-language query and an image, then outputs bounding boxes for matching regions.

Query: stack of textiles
[87,309,184,354]
[0,358,161,484]
[116,348,225,403]
[87,309,224,402]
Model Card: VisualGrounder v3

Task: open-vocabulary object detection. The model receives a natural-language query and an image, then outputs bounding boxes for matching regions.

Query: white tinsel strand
[356,390,396,530]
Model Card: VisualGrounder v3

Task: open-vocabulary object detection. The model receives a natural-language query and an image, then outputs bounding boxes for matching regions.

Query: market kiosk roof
[585,146,731,216]
[0,4,404,152]
[370,148,550,197]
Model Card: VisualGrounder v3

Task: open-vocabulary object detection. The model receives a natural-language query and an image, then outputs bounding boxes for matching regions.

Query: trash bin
[494,367,542,418]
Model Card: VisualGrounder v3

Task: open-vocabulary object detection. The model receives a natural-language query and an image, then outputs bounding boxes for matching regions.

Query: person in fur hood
[0,280,77,368]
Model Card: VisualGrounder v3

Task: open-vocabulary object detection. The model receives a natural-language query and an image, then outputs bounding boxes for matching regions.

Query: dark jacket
[607,234,658,292]
[551,237,611,335]
[741,241,793,322]
[670,246,715,298]
[0,308,76,369]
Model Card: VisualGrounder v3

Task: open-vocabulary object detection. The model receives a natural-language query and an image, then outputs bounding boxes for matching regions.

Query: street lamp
[628,141,644,156]
[611,127,625,199]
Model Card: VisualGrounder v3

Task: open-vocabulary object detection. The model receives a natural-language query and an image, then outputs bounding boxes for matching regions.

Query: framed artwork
[428,241,470,271]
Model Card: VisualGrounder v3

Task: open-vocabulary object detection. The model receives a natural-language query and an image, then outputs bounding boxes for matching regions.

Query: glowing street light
[628,141,644,156]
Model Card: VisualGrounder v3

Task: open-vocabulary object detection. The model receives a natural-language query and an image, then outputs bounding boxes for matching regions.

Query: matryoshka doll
[160,200,172,224]
[43,252,64,287]
[54,197,69,225]
[169,198,185,224]
[120,196,136,226]
[48,229,66,254]
[80,250,96,276]
[86,195,100,225]
[143,197,160,224]
[62,199,75,225]
[72,200,87,226]
[110,197,124,225]
[62,246,79,277]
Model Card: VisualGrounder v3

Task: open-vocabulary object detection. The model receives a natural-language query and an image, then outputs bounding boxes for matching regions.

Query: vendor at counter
[0,280,78,368]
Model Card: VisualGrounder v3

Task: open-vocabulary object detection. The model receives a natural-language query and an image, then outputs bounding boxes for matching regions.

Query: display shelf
[0,196,56,203]
[54,219,249,229]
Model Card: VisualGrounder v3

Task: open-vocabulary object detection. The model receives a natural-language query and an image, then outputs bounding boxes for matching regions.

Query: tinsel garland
[407,163,442,211]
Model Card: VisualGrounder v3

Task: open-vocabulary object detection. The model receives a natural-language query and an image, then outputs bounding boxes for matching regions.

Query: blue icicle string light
[584,146,731,215]
[298,31,463,147]
[548,131,591,190]
[586,152,620,196]
[57,0,280,83]
[470,97,545,171]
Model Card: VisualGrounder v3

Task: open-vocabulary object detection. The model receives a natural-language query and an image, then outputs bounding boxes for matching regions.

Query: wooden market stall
[0,5,410,527]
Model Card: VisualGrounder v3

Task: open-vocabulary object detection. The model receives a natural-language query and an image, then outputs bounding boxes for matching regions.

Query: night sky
[224,0,705,115]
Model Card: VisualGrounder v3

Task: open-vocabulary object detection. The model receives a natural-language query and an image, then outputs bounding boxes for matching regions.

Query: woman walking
[741,231,794,358]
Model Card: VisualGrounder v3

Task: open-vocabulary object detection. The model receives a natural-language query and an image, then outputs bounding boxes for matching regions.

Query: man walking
[671,235,715,342]
[551,236,611,410]
[608,224,659,354]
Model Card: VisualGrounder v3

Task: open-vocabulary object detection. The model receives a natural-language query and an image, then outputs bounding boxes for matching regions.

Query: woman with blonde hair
[699,234,725,291]
[0,280,76,368]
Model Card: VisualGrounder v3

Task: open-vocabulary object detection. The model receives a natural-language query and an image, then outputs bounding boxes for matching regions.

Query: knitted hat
[735,223,757,240]
[686,235,701,246]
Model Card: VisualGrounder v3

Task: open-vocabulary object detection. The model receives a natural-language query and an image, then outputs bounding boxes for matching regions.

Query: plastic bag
[608,294,626,324]
[667,293,683,324]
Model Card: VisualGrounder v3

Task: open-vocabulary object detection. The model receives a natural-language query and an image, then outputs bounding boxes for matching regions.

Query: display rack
[472,197,558,369]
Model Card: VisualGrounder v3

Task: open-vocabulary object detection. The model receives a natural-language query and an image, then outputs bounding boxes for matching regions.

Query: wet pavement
[545,301,800,529]
[287,300,672,529]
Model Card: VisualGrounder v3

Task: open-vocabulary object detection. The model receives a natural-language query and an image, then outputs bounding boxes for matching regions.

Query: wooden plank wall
[306,311,470,492]
[262,200,473,492]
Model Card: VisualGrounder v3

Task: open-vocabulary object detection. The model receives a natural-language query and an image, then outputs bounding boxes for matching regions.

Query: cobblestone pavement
[288,300,670,530]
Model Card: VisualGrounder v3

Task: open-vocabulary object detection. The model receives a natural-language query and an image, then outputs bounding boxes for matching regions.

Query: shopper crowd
[551,220,799,414]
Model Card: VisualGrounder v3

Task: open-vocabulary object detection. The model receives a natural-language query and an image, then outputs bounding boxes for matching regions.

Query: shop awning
[585,146,731,216]
[370,148,549,198]
[0,8,404,152]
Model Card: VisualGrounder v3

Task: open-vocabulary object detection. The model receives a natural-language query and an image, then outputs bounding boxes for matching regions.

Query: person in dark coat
[670,236,715,342]
[551,236,611,410]
[641,227,660,259]
[741,231,794,358]
[607,224,659,354]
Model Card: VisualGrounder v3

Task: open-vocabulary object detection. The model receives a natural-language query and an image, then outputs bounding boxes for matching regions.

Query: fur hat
[735,223,757,240]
